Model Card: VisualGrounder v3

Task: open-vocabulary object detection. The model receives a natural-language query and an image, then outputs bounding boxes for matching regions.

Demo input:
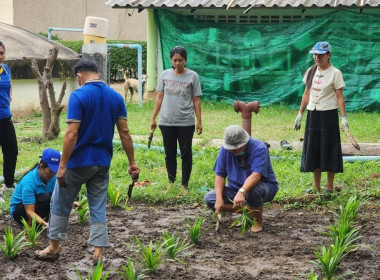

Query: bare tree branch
[31,46,66,139]
[58,82,67,104]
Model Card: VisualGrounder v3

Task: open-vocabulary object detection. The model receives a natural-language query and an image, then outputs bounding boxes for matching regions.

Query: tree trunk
[31,46,66,139]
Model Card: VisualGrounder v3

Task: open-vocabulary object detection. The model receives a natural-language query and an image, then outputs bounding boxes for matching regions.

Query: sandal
[280,140,292,150]
[306,188,319,194]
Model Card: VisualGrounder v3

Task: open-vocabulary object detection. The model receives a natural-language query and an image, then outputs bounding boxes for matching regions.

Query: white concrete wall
[11,79,77,116]
[0,0,13,25]
[11,0,147,41]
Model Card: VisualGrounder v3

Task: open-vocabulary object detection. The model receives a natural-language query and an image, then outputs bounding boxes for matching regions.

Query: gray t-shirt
[156,68,202,126]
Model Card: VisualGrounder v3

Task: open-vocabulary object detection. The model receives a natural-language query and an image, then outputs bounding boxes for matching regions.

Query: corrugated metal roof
[105,0,380,9]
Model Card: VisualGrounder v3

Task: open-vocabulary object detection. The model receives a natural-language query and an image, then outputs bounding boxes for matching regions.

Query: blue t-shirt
[213,138,278,191]
[10,167,57,218]
[0,63,12,119]
[66,81,127,168]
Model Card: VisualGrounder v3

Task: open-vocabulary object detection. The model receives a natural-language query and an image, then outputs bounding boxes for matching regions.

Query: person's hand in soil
[214,198,225,216]
[233,192,245,209]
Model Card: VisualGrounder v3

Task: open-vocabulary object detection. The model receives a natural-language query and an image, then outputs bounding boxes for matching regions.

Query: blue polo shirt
[0,63,12,119]
[10,167,57,218]
[213,138,278,191]
[66,81,127,168]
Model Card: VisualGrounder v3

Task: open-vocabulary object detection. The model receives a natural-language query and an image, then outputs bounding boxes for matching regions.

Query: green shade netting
[156,10,380,111]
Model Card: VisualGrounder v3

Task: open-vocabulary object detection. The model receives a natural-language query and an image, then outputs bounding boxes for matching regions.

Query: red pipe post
[233,100,260,136]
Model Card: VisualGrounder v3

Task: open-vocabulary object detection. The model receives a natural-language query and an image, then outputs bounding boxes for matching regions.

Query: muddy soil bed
[1,202,379,280]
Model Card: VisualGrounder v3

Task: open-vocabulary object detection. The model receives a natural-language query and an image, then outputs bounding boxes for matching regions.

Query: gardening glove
[341,116,349,131]
[293,112,303,130]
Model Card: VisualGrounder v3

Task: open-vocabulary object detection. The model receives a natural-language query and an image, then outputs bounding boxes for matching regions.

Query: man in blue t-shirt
[38,58,140,263]
[204,125,278,232]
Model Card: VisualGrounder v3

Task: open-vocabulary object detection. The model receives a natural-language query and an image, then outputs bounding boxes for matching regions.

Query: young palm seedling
[77,202,89,225]
[311,245,341,280]
[21,216,45,248]
[75,195,89,224]
[133,236,165,272]
[108,181,125,207]
[311,195,363,280]
[161,230,193,264]
[230,205,254,236]
[187,215,206,244]
[307,268,320,280]
[117,258,147,280]
[75,259,111,280]
[326,222,361,255]
[340,195,365,224]
[311,244,355,280]
[0,227,27,259]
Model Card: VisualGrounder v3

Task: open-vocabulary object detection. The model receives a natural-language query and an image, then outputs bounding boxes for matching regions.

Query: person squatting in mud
[9,148,61,228]
[37,58,140,263]
[293,41,348,194]
[150,46,202,194]
[204,125,278,232]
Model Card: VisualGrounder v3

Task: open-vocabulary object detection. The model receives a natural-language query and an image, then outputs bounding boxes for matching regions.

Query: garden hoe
[127,174,139,203]
[215,213,222,231]
[148,127,155,148]
[342,125,360,150]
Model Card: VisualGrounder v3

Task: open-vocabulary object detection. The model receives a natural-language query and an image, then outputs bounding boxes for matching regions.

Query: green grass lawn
[0,102,379,215]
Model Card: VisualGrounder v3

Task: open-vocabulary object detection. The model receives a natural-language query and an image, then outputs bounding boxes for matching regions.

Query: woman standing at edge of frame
[294,41,348,194]
[0,41,18,203]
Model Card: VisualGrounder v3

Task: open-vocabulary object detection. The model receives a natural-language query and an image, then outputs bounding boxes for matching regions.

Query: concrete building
[0,0,147,41]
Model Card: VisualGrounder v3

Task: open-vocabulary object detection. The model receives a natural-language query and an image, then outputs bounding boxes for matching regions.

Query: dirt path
[0,203,379,280]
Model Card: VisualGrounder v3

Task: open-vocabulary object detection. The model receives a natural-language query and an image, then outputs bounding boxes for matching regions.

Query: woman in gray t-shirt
[150,46,202,194]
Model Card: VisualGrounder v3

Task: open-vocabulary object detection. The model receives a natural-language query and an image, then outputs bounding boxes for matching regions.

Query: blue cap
[309,42,331,54]
[40,148,61,174]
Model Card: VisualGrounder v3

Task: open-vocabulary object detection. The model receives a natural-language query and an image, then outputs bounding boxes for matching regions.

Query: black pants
[159,125,195,187]
[12,194,51,225]
[0,117,18,187]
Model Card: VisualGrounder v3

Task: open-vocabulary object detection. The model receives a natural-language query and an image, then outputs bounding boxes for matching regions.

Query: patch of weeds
[75,259,111,280]
[21,216,45,248]
[117,258,147,280]
[283,202,303,211]
[161,230,193,264]
[0,227,27,259]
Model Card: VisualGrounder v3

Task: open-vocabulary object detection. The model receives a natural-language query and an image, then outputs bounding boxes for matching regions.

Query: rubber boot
[250,206,263,233]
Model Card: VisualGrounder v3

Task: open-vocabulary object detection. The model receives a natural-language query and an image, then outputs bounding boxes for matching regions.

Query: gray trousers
[47,166,110,247]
